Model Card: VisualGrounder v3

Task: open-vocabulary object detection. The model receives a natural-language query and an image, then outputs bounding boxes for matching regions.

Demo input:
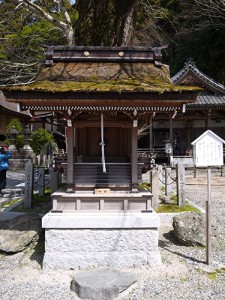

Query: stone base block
[42,212,161,270]
[43,250,161,270]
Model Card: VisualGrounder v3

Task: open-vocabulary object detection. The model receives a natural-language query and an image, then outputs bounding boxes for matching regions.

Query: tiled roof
[172,59,225,94]
[187,94,225,110]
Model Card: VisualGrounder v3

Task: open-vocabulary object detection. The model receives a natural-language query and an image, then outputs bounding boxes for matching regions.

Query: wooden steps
[61,163,143,189]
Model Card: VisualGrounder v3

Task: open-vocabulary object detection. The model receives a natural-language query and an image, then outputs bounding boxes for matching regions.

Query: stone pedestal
[42,211,161,270]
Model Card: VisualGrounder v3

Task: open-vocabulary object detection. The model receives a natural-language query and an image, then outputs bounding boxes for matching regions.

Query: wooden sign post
[192,130,225,265]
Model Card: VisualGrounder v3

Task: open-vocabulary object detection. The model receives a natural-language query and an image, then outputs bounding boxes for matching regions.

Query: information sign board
[191,130,225,167]
[191,130,225,265]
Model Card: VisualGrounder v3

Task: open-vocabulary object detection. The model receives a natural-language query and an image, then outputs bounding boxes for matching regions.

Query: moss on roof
[2,62,202,93]
[3,78,202,93]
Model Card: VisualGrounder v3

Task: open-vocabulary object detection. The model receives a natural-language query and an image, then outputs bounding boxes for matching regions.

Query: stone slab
[71,267,137,300]
[43,250,161,270]
[42,211,160,229]
[52,190,152,198]
[45,229,159,252]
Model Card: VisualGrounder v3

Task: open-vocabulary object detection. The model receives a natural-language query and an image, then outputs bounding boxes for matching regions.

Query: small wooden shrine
[2,46,200,270]
[3,46,199,200]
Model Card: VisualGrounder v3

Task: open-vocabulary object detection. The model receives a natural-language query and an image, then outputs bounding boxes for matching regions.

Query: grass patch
[170,194,177,203]
[208,268,225,280]
[33,190,51,204]
[12,189,51,212]
[0,198,23,208]
[156,202,200,213]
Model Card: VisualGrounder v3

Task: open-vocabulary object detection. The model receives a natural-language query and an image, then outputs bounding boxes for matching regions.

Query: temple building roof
[3,46,201,95]
[172,59,225,111]
[2,46,201,116]
[172,59,225,94]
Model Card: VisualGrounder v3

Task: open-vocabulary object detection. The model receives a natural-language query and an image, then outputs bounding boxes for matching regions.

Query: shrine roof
[172,59,225,94]
[2,62,201,94]
[2,46,202,113]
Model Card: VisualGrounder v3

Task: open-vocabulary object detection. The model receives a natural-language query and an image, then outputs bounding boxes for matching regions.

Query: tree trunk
[66,25,76,46]
[121,0,139,46]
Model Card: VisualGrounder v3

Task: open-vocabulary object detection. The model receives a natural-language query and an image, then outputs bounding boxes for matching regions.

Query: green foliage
[5,118,25,149]
[170,29,225,84]
[30,128,55,155]
[6,118,23,132]
[139,182,151,191]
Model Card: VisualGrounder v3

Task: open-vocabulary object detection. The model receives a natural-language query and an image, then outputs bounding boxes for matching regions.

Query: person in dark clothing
[0,147,12,194]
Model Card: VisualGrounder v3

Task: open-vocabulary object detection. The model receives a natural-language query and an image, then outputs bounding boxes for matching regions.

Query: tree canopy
[0,0,224,85]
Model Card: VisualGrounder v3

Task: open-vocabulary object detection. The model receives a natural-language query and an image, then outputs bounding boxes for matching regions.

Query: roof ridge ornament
[41,45,168,67]
[184,58,196,68]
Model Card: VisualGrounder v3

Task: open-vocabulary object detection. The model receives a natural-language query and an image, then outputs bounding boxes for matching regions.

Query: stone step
[1,188,24,197]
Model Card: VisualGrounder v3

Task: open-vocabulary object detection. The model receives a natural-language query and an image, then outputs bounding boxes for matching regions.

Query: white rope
[100,113,106,173]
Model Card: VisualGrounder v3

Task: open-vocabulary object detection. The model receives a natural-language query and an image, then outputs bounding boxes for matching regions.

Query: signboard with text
[191,130,225,167]
[191,130,225,265]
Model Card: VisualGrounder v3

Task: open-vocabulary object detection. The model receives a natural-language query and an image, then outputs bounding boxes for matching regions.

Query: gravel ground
[0,169,225,300]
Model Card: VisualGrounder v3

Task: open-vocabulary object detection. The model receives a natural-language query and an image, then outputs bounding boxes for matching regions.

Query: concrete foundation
[42,211,161,270]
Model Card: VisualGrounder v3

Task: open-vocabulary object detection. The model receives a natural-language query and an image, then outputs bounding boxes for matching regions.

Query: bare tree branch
[194,0,225,28]
[14,0,75,45]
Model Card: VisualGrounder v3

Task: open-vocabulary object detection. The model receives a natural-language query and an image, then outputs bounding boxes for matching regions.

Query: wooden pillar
[206,109,211,129]
[131,126,138,192]
[67,125,75,191]
[149,115,153,150]
[169,114,173,142]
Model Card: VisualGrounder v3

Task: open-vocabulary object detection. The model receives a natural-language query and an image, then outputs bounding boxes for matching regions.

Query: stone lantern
[8,125,18,157]
[21,125,34,158]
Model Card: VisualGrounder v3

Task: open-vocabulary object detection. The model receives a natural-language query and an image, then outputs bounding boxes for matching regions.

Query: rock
[71,267,137,300]
[0,212,43,252]
[172,212,219,246]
